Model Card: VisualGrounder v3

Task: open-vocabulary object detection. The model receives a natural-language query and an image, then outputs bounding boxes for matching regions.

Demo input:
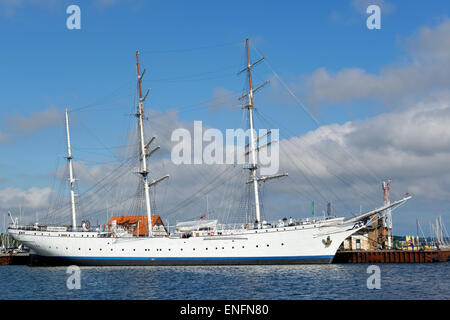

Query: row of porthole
[36,233,97,237]
[56,243,286,251]
[256,226,315,234]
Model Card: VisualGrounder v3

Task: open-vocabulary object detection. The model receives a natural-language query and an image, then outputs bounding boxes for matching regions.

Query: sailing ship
[8,39,411,266]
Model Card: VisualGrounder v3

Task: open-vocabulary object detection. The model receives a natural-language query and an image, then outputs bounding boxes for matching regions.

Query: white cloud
[279,92,450,201]
[299,19,450,107]
[206,87,240,112]
[0,186,53,209]
[0,107,62,144]
[7,107,61,134]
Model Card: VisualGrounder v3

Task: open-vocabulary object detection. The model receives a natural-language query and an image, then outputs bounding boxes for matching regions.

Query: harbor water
[0,263,448,299]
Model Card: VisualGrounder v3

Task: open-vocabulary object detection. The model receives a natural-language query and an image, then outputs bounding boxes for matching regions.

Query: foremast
[65,109,77,230]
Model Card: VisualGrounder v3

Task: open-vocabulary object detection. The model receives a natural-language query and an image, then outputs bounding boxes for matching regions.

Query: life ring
[84,220,91,230]
[210,231,214,236]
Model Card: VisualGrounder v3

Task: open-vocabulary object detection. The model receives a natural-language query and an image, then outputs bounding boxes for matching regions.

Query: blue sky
[1,0,450,235]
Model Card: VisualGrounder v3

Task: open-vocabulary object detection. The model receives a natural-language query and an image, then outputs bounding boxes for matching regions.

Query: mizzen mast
[65,109,77,231]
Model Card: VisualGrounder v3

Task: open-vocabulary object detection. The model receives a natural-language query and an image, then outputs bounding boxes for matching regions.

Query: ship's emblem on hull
[322,236,332,247]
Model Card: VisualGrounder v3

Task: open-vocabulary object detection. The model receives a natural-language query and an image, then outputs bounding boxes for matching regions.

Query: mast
[65,109,77,230]
[135,50,153,237]
[245,39,261,225]
[238,39,287,226]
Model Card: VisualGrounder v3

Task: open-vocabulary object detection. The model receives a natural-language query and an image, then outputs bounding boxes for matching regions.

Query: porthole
[256,245,259,248]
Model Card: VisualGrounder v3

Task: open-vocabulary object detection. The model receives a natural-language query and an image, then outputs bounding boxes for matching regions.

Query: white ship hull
[9,218,362,266]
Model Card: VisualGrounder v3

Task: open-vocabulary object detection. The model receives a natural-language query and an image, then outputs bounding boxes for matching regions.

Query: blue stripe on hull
[29,254,334,266]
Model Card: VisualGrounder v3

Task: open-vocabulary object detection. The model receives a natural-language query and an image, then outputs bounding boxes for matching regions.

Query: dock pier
[0,253,30,265]
[333,249,450,263]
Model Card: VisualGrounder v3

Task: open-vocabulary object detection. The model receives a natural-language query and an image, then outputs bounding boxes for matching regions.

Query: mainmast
[238,39,287,226]
[135,51,169,237]
[245,39,262,224]
[135,50,153,237]
[65,109,77,230]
